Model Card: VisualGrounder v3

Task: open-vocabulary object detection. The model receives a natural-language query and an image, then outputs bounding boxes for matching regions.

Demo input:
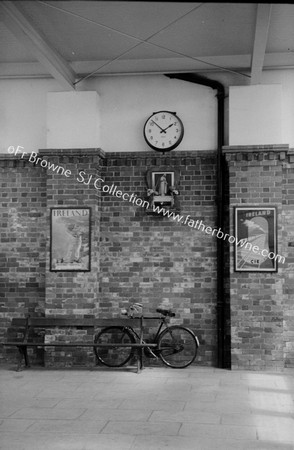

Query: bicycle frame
[123,315,172,348]
[94,312,199,369]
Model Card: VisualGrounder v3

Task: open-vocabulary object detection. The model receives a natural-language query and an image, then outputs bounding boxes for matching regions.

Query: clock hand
[160,123,174,133]
[151,120,166,133]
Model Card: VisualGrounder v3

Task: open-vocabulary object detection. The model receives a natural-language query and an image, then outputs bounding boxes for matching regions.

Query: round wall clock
[143,111,184,152]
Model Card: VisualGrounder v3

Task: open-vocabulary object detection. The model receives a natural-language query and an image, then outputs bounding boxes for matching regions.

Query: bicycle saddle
[156,308,175,317]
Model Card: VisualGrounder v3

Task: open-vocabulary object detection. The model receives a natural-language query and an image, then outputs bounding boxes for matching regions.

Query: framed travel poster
[234,207,277,272]
[50,207,91,272]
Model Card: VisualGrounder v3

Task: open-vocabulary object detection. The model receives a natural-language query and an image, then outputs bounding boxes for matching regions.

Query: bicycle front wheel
[157,325,198,368]
[94,326,135,367]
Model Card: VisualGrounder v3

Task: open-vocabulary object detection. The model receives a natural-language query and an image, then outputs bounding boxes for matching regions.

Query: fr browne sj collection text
[7,145,286,264]
[7,146,116,191]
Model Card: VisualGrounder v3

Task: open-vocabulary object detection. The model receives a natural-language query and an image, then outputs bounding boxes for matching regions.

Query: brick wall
[99,152,218,366]
[41,149,103,317]
[0,149,218,367]
[224,145,294,370]
[2,146,293,369]
[281,159,294,367]
[40,149,104,367]
[0,156,46,364]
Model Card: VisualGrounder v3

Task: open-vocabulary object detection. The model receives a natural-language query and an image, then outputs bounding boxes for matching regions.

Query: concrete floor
[0,365,294,450]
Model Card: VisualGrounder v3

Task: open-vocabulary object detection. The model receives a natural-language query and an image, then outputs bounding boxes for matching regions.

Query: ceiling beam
[251,4,272,84]
[2,52,294,79]
[0,1,76,90]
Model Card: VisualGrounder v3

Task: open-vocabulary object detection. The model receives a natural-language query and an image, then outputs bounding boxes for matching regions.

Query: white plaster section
[229,84,282,146]
[47,91,101,149]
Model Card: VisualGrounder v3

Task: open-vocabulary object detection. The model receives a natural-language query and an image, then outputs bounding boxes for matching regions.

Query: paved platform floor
[0,365,294,450]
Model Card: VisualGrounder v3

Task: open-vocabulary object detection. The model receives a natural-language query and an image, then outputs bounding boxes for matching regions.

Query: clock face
[143,111,184,152]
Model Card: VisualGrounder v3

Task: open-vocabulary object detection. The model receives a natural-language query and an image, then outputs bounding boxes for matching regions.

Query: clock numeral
[144,112,183,150]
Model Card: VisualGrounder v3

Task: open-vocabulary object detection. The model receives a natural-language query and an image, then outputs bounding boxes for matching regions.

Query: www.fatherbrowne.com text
[8,147,285,264]
[76,171,285,264]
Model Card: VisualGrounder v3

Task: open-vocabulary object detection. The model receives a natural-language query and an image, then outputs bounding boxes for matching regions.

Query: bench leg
[16,346,30,371]
[136,316,144,374]
[136,347,144,374]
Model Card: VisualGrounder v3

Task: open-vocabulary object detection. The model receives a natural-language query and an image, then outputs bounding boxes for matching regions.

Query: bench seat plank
[10,317,161,328]
[26,318,145,327]
[4,342,158,348]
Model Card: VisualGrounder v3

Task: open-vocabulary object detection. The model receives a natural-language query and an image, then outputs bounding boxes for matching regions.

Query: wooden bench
[3,316,158,373]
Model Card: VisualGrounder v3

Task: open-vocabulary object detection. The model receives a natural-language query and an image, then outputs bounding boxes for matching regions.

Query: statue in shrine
[158,173,168,196]
[146,169,180,210]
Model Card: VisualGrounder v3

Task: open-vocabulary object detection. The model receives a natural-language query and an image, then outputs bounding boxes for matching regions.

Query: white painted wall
[229,84,282,146]
[1,74,217,154]
[47,91,101,149]
[228,69,294,147]
[1,70,294,154]
[83,75,217,152]
[0,78,62,154]
[262,70,294,149]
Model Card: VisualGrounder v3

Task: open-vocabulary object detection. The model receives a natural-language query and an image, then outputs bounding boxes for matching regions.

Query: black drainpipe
[165,73,226,369]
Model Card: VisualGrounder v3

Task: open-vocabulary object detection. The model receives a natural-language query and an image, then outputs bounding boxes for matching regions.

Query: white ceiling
[0,1,294,89]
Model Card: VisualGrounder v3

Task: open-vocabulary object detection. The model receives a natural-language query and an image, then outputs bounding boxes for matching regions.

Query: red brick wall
[281,160,294,367]
[0,156,46,363]
[100,152,218,366]
[41,149,103,367]
[42,149,103,316]
[225,145,294,370]
[2,146,293,369]
[0,149,218,367]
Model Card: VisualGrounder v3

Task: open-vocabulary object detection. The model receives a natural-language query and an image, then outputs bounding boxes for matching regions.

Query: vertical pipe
[165,73,226,368]
[216,88,225,369]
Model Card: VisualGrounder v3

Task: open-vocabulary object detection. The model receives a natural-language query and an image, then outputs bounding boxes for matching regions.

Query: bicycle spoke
[94,327,135,367]
[158,326,198,368]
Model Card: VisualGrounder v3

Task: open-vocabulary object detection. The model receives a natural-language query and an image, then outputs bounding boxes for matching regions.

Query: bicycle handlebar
[120,305,175,318]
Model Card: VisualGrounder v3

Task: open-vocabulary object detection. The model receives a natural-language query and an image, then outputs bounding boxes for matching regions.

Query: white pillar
[229,85,282,145]
[47,91,101,149]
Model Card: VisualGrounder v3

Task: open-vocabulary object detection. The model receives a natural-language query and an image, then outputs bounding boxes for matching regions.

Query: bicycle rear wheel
[157,325,198,368]
[94,326,135,367]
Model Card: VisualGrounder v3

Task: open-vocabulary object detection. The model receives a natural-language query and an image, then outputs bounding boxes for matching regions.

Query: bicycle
[93,305,199,369]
